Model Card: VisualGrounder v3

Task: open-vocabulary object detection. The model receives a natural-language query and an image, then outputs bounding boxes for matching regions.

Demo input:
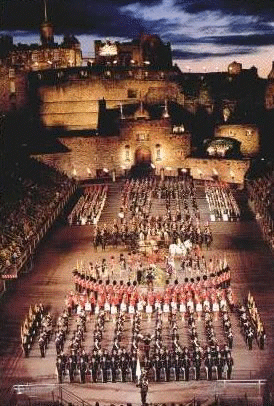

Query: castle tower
[267,61,274,80]
[40,0,54,47]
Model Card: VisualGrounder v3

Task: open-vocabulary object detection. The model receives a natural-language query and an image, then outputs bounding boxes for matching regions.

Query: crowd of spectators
[247,170,274,250]
[0,158,76,272]
[205,182,240,222]
[68,185,108,226]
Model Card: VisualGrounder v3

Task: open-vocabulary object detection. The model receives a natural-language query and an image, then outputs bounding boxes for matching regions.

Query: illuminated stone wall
[33,117,191,179]
[0,67,28,112]
[33,126,249,185]
[38,73,183,130]
[185,157,250,184]
[214,124,260,157]
[265,81,274,110]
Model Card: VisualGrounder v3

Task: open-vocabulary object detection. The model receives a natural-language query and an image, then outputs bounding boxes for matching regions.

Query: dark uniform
[140,374,148,405]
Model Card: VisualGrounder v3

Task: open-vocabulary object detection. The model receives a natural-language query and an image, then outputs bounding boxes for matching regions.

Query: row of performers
[66,287,235,318]
[72,269,231,297]
[56,348,233,384]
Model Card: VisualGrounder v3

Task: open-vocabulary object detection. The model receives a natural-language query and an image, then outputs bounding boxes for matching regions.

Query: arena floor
[0,182,274,405]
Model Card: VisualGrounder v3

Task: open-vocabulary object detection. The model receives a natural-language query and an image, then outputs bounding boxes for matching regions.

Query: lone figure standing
[140,370,149,405]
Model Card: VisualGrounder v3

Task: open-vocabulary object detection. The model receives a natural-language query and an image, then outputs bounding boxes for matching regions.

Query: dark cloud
[161,33,201,45]
[175,0,274,19]
[206,33,274,47]
[227,20,274,35]
[0,0,162,36]
[1,0,274,56]
[172,47,255,60]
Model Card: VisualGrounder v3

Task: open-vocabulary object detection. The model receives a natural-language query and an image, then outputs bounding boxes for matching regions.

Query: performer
[140,370,149,405]
[138,333,155,359]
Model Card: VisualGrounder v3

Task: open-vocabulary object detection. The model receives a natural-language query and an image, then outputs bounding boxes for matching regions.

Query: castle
[2,9,274,185]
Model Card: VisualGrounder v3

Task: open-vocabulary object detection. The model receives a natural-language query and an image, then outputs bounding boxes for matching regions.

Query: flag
[218,258,222,271]
[136,356,141,381]
[247,291,251,305]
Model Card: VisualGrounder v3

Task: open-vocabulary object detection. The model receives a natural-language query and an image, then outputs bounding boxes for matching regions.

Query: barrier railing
[10,379,269,406]
[12,383,93,406]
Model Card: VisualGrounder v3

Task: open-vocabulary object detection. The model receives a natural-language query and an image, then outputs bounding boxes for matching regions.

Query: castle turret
[40,0,54,47]
[267,61,274,80]
[228,61,242,75]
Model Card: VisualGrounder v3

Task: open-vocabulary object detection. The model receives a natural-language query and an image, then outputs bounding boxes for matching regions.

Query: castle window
[156,144,161,160]
[8,69,15,79]
[32,52,38,62]
[10,81,16,94]
[136,134,148,141]
[128,89,137,98]
[54,50,59,60]
[125,145,130,161]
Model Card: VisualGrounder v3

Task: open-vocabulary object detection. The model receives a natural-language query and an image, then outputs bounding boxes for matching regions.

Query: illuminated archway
[135,146,152,165]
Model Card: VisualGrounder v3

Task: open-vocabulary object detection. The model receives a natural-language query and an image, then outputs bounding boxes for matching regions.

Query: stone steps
[98,182,124,226]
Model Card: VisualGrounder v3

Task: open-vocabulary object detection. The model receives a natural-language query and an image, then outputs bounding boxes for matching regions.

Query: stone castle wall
[33,128,249,184]
[185,157,250,185]
[38,76,182,130]
[214,124,259,157]
[41,117,191,178]
[0,67,28,112]
[265,81,274,110]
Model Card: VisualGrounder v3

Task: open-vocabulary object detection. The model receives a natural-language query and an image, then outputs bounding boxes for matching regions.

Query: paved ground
[0,182,274,405]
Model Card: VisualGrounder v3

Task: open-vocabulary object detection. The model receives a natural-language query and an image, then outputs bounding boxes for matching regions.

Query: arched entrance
[130,146,153,178]
[135,147,151,164]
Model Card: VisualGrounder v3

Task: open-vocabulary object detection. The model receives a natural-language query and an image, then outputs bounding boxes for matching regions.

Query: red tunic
[147,291,155,306]
[89,293,96,305]
[130,295,137,306]
[106,284,113,295]
[112,293,120,306]
[98,284,106,295]
[97,293,105,307]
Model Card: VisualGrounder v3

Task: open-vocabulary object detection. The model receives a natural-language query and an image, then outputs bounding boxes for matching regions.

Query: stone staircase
[151,197,167,217]
[98,181,124,227]
[195,185,210,223]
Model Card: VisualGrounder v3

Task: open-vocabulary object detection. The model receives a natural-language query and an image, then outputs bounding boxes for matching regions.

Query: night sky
[1,0,274,77]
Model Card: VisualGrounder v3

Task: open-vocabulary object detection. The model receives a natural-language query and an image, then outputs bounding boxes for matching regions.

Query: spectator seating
[0,158,76,274]
[247,170,274,250]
